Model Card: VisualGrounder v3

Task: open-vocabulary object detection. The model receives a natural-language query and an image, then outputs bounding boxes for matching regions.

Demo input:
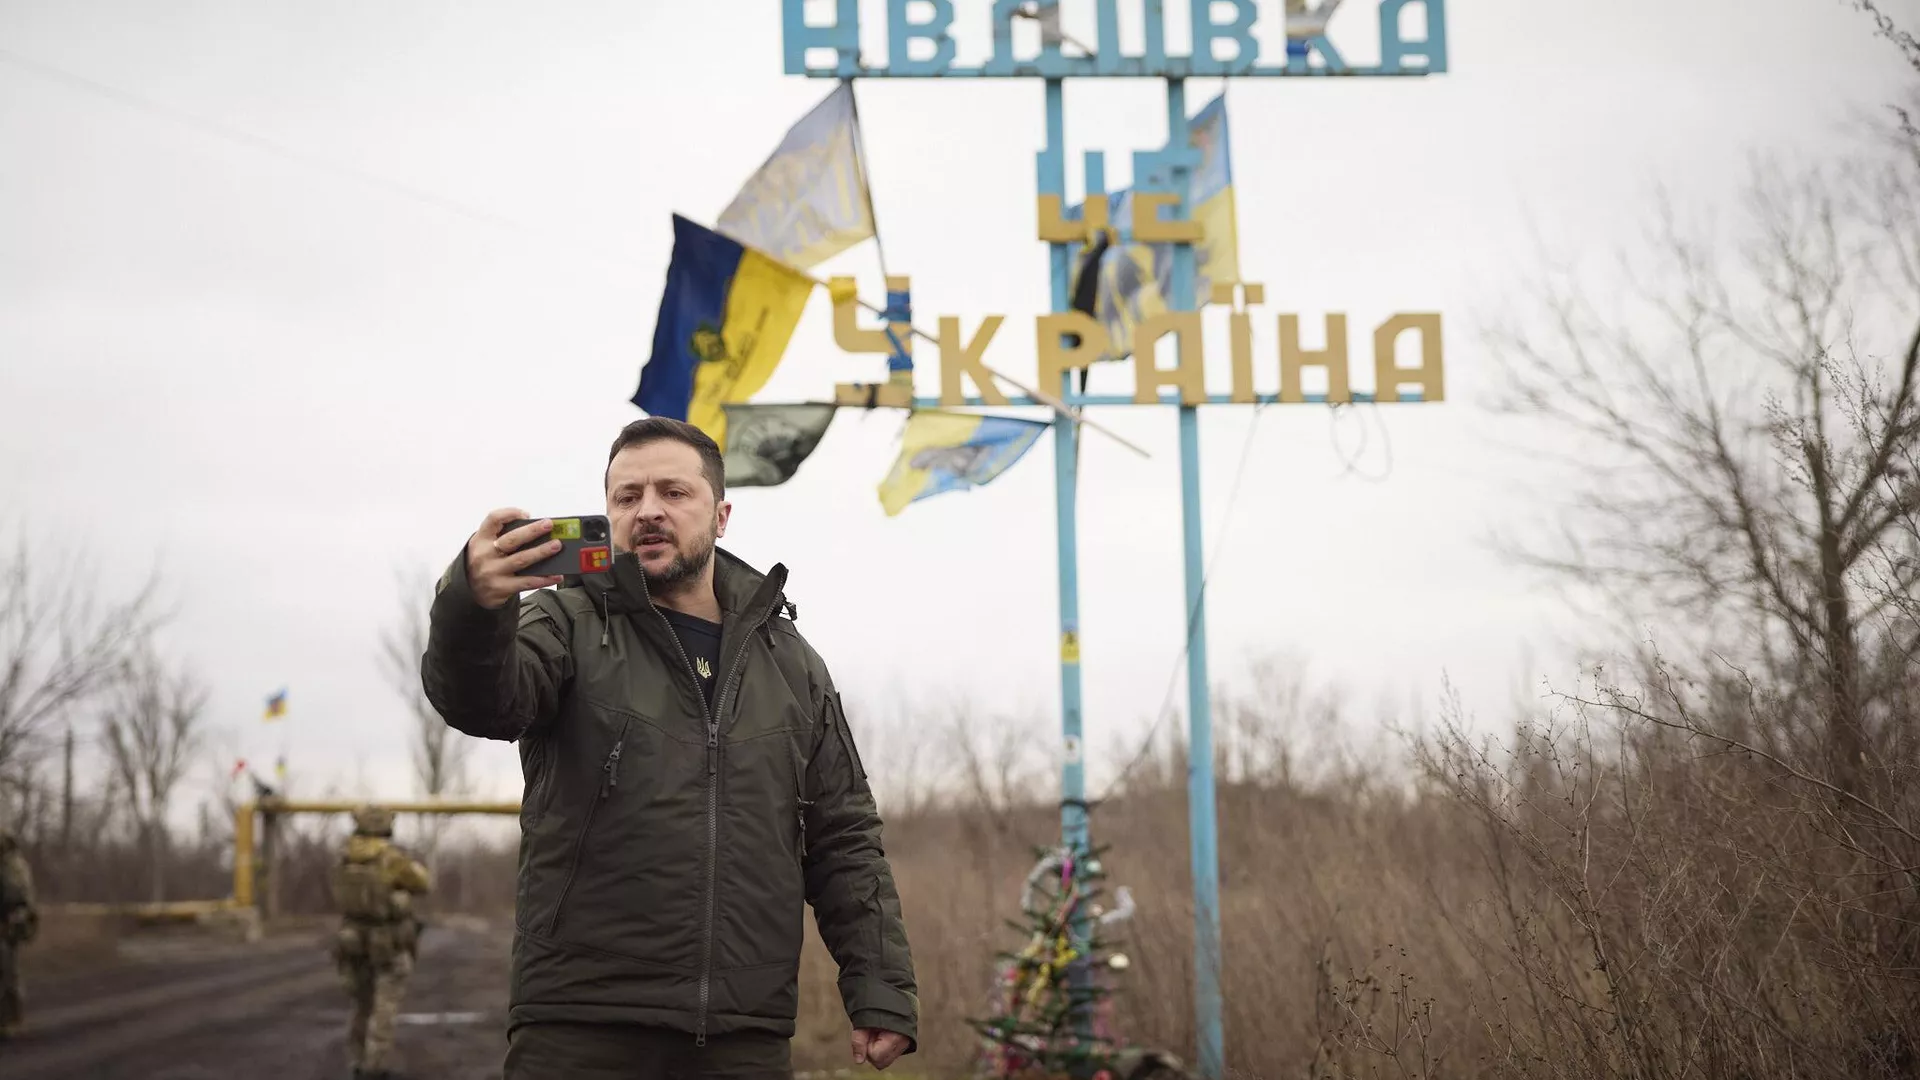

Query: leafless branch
[100,644,209,903]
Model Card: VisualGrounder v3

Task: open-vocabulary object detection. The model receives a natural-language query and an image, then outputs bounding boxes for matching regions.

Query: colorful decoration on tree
[969,843,1141,1079]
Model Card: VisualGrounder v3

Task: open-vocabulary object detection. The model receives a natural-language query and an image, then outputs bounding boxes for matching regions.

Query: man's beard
[630,521,716,595]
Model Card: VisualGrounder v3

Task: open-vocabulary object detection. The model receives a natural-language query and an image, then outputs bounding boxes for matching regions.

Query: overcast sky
[1,0,1911,812]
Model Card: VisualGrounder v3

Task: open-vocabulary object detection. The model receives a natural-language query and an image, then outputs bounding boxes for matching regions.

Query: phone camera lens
[585,520,608,541]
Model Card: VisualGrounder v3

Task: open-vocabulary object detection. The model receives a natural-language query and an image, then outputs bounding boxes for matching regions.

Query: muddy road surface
[4,915,513,1080]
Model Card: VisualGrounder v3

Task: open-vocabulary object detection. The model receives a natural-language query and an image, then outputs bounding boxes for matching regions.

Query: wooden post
[232,802,255,909]
[260,805,280,920]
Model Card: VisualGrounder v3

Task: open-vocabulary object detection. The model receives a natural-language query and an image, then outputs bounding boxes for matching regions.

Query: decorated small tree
[969,843,1136,1080]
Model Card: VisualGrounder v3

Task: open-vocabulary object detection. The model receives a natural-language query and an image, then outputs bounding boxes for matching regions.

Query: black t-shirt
[659,607,723,713]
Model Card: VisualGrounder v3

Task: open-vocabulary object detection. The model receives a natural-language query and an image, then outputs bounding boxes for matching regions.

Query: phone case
[504,516,614,577]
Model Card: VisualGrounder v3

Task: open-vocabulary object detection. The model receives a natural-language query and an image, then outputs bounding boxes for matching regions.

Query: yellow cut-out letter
[1131,192,1203,244]
[831,276,888,354]
[1279,314,1351,403]
[1036,194,1109,244]
[1132,312,1206,405]
[939,315,1008,407]
[1227,283,1264,404]
[1036,312,1108,394]
[1374,313,1445,403]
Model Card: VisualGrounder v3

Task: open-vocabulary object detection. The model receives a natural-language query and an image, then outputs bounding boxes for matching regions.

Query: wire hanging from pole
[1096,398,1272,802]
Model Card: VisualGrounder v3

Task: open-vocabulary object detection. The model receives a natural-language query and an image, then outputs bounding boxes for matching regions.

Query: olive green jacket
[422,546,917,1048]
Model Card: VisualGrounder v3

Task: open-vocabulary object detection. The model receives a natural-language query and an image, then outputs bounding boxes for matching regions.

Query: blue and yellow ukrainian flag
[714,82,875,271]
[1186,91,1240,293]
[263,688,287,721]
[633,214,816,449]
[877,410,1050,517]
[1072,92,1239,365]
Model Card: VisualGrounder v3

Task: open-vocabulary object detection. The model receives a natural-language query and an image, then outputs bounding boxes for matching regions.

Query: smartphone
[503,515,614,577]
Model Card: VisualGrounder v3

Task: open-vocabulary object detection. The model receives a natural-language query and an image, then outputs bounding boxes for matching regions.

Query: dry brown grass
[787,673,1919,1080]
[15,665,1916,1080]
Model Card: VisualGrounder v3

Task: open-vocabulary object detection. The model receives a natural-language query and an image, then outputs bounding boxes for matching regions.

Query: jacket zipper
[789,740,812,865]
[603,741,623,796]
[697,627,762,1046]
[628,563,784,1048]
[543,719,629,936]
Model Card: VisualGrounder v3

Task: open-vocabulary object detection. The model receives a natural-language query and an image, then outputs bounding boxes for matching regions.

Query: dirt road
[3,915,513,1080]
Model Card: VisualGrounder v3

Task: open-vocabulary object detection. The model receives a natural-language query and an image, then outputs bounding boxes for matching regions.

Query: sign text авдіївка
[782,0,1447,79]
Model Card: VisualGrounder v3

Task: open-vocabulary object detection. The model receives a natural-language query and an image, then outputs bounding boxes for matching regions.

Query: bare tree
[0,531,163,811]
[944,705,1048,837]
[379,565,468,855]
[1851,1,1920,80]
[101,645,209,903]
[1486,102,1920,798]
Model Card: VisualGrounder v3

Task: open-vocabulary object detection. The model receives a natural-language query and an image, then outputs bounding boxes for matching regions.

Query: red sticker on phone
[579,546,611,572]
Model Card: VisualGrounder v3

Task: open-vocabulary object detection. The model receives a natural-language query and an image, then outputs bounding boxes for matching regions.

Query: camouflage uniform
[0,827,35,1040]
[329,806,432,1080]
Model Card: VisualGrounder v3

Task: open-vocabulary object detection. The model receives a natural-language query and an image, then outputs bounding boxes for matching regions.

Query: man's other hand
[466,508,565,609]
[851,1028,910,1070]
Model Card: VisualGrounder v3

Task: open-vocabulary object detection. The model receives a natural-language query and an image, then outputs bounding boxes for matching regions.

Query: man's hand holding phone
[466,508,567,610]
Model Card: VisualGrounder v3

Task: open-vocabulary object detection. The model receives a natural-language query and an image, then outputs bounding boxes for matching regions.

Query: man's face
[606,439,730,595]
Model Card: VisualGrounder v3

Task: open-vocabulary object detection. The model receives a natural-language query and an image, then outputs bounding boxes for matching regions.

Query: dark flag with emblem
[719,403,838,487]
[1066,230,1112,395]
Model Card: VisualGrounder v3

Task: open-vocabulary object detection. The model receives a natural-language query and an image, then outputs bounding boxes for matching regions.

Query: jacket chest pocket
[545,715,633,937]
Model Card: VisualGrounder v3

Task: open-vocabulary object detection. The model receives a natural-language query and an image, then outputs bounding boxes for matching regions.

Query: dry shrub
[1411,665,1919,1080]
[16,672,1916,1080]
[783,652,1917,1080]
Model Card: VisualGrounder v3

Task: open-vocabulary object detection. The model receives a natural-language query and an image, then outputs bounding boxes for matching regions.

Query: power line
[0,47,529,234]
[1096,398,1272,802]
[0,46,656,281]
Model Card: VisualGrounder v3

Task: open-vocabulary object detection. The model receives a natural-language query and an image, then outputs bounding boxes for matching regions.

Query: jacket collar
[574,546,788,622]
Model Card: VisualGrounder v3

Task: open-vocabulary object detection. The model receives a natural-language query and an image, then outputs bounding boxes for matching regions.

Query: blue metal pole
[1042,72,1097,1069]
[1164,76,1225,1080]
[1041,78,1087,864]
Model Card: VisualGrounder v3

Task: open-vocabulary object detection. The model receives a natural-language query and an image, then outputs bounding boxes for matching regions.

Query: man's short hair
[606,416,726,500]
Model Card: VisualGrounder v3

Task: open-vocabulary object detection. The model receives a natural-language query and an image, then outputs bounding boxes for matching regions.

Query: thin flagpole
[843,78,891,283]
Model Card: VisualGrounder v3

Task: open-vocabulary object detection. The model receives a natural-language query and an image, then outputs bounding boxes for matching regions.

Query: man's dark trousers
[505,1021,792,1080]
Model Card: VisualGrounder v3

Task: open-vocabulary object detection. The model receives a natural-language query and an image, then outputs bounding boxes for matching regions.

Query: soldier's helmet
[351,805,395,837]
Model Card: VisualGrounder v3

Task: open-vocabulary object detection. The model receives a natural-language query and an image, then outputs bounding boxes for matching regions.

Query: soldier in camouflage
[330,805,432,1080]
[0,825,35,1040]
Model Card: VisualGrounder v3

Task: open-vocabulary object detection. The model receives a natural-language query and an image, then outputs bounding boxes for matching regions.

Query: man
[0,826,34,1040]
[422,416,917,1078]
[328,805,432,1080]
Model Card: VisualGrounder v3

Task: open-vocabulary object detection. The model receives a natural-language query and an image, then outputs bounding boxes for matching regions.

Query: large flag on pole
[877,410,1049,517]
[1070,92,1240,366]
[633,215,816,449]
[715,82,875,271]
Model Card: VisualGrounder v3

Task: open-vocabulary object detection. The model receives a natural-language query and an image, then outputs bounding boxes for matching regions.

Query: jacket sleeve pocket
[828,692,869,794]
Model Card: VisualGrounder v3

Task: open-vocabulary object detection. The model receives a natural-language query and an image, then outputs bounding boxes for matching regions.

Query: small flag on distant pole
[274,756,287,781]
[263,689,288,721]
[230,758,247,781]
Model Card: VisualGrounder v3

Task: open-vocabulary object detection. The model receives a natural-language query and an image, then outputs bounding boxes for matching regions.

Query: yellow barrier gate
[43,799,519,930]
[232,797,520,911]
[44,798,520,931]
